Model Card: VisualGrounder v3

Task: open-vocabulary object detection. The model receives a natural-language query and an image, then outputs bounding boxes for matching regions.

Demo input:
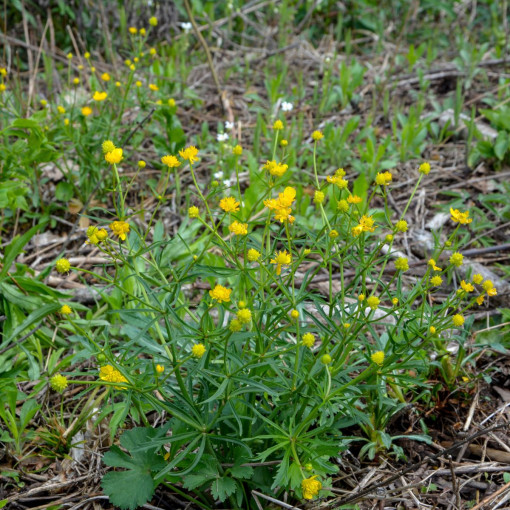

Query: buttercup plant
[49,118,490,508]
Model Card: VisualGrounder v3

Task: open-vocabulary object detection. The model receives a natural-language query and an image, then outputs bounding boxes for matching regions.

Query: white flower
[214,171,224,179]
[180,22,192,33]
[217,132,229,142]
[281,101,293,112]
[225,121,234,130]
[223,179,232,188]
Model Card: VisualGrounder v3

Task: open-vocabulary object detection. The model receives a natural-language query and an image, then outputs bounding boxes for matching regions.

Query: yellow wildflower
[229,319,242,332]
[229,221,248,236]
[450,252,463,267]
[329,229,339,239]
[101,72,111,81]
[50,374,68,393]
[395,257,409,271]
[337,199,349,212]
[138,160,146,168]
[220,196,240,213]
[482,280,497,297]
[179,145,199,163]
[209,284,232,303]
[60,304,72,315]
[430,275,442,287]
[93,91,107,101]
[191,343,206,358]
[366,296,380,310]
[155,364,164,374]
[375,171,392,186]
[290,309,299,319]
[149,83,159,91]
[392,297,399,305]
[189,206,199,218]
[371,351,385,365]
[99,365,128,384]
[110,221,130,241]
[264,187,296,223]
[161,155,180,168]
[247,249,261,262]
[56,258,71,274]
[273,119,284,130]
[311,130,324,141]
[129,27,138,34]
[237,308,252,324]
[321,354,332,365]
[81,106,92,116]
[233,145,243,155]
[314,190,325,204]
[270,250,292,276]
[347,194,362,204]
[428,259,442,271]
[149,16,158,26]
[452,314,465,327]
[302,333,315,348]
[429,326,436,334]
[450,208,473,225]
[419,162,431,175]
[473,274,483,285]
[105,148,123,164]
[57,106,66,114]
[460,280,474,293]
[476,295,484,305]
[395,220,408,232]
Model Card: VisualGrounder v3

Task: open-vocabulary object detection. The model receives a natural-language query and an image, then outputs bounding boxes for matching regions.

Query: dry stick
[332,424,509,508]
[252,490,303,510]
[0,324,43,355]
[448,455,462,510]
[469,480,510,510]
[182,0,225,115]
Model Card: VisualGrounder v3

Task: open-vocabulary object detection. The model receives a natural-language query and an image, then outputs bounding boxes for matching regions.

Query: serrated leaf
[182,473,216,490]
[230,464,253,479]
[102,428,166,510]
[210,476,237,502]
[102,469,155,510]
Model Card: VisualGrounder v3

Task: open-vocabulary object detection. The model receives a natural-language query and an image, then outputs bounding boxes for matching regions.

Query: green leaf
[210,476,237,502]
[101,428,166,510]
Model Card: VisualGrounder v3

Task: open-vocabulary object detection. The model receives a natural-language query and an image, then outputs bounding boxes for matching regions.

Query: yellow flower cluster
[99,365,128,384]
[220,196,240,213]
[87,226,108,244]
[302,332,315,348]
[263,160,288,177]
[450,208,473,225]
[352,215,375,236]
[161,155,180,168]
[50,374,68,392]
[229,221,248,236]
[179,145,199,163]
[192,343,206,358]
[55,258,71,273]
[264,187,296,223]
[371,351,385,365]
[270,250,292,276]
[301,475,322,499]
[209,284,232,303]
[375,171,393,186]
[110,221,130,241]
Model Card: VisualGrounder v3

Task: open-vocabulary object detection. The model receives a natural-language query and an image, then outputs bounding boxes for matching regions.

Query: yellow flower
[156,364,164,374]
[385,234,394,243]
[93,91,107,101]
[321,354,332,365]
[280,139,288,147]
[50,374,68,393]
[40,99,48,107]
[290,309,299,319]
[138,160,146,168]
[429,326,436,334]
[56,258,71,274]
[149,83,159,91]
[101,140,115,154]
[67,52,73,60]
[110,220,130,241]
[0,83,6,92]
[430,275,442,287]
[428,259,442,271]
[149,16,158,26]
[64,119,70,126]
[473,273,483,285]
[57,105,66,114]
[395,220,408,232]
[375,171,392,186]
[392,297,399,305]
[140,28,146,36]
[343,323,350,329]
[450,252,463,267]
[101,72,111,81]
[482,280,497,296]
[460,280,474,293]
[179,145,199,163]
[311,130,324,141]
[168,98,175,107]
[220,196,240,213]
[264,187,296,223]
[189,206,199,218]
[270,250,292,276]
[452,314,465,327]
[358,293,365,302]
[233,145,243,155]
[115,81,121,87]
[81,106,92,116]
[371,351,385,365]
[450,208,473,225]
[303,248,311,255]
[161,155,180,168]
[229,319,242,332]
[337,199,349,212]
[192,343,206,358]
[209,284,232,303]
[366,296,380,310]
[229,221,248,236]
[105,148,123,164]
[329,229,339,239]
[135,80,142,87]
[273,119,284,130]
[0,67,7,76]
[419,162,431,175]
[247,248,261,262]
[99,365,128,384]
[476,295,484,305]
[84,52,91,59]
[395,257,409,271]
[314,190,325,204]
[302,332,315,348]
[264,160,288,177]
[60,304,72,315]
[129,27,138,34]
[237,308,252,324]
[96,229,108,242]
[90,66,96,72]
[347,194,362,204]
